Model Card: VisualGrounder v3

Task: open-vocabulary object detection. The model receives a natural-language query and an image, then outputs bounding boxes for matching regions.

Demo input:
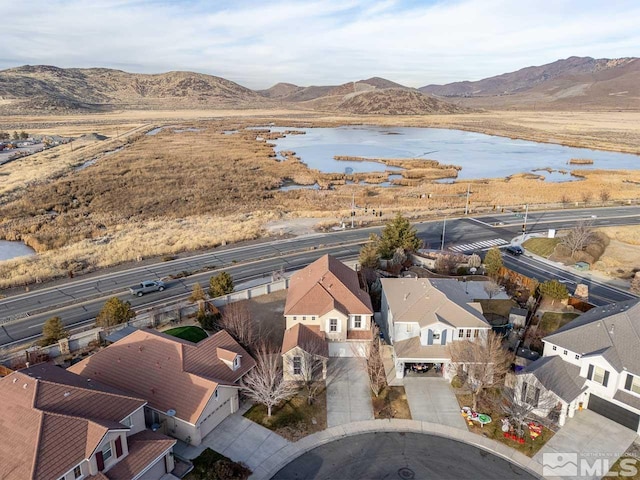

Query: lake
[0,240,35,261]
[266,126,640,181]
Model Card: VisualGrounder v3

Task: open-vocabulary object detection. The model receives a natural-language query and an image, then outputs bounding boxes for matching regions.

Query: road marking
[449,238,508,252]
[468,217,495,227]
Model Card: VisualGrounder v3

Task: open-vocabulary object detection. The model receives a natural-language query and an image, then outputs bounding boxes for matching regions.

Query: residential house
[284,254,374,357]
[380,277,491,380]
[69,328,256,446]
[516,300,640,432]
[0,363,176,480]
[282,323,329,382]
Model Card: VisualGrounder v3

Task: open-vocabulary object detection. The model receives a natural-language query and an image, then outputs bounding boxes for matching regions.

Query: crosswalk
[448,238,509,253]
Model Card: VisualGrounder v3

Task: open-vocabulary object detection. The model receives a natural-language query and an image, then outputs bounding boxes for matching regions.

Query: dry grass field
[1,109,640,288]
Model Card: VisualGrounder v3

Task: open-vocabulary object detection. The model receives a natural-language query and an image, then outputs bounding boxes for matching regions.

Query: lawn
[163,326,208,343]
[244,387,327,441]
[608,457,640,479]
[477,299,518,319]
[539,312,580,333]
[455,393,554,457]
[372,386,412,420]
[522,237,561,258]
[186,448,251,480]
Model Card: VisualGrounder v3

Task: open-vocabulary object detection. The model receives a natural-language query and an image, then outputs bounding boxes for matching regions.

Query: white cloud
[0,0,638,88]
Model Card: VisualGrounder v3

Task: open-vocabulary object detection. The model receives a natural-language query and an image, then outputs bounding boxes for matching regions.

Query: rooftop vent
[63,392,70,397]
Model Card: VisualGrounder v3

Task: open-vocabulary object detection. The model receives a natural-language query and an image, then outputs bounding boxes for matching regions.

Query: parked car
[505,245,524,256]
[129,280,165,296]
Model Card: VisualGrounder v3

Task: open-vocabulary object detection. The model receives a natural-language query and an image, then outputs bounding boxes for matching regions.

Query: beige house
[69,328,255,446]
[380,278,491,380]
[0,363,176,480]
[282,323,329,382]
[284,254,374,357]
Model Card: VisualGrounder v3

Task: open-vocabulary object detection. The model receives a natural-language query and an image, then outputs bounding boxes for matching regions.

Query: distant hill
[0,65,271,113]
[259,77,409,102]
[420,56,640,110]
[336,88,468,115]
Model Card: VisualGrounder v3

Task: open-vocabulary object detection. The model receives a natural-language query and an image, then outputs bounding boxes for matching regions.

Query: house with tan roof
[282,323,329,382]
[516,299,640,433]
[68,328,256,446]
[380,277,491,380]
[284,254,374,357]
[0,363,176,480]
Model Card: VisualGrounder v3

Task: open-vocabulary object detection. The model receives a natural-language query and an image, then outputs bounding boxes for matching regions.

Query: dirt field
[594,226,640,279]
[2,109,640,288]
[243,290,287,348]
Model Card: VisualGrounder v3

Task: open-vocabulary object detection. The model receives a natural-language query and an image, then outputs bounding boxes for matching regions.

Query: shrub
[209,272,234,298]
[197,310,220,331]
[213,459,251,480]
[450,375,464,389]
[96,297,136,327]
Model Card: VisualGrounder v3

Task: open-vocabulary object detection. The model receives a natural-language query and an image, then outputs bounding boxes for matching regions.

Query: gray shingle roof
[520,355,586,403]
[544,299,640,375]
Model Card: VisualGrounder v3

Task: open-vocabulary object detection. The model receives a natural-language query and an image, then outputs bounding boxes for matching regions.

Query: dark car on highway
[505,245,524,256]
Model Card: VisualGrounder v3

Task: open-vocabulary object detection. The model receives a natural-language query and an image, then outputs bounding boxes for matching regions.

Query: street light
[441,217,447,251]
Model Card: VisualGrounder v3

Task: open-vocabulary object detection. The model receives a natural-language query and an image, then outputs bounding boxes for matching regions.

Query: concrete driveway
[326,358,374,427]
[403,377,467,429]
[533,410,638,480]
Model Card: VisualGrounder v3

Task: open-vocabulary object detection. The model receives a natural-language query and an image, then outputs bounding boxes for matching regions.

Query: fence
[1,277,291,369]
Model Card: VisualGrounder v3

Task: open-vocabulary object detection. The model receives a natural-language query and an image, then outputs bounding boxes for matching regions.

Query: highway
[1,205,639,346]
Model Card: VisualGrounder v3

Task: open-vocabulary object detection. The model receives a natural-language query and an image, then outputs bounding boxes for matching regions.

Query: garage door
[588,395,640,431]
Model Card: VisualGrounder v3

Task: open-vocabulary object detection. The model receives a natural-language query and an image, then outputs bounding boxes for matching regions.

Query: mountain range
[0,56,637,115]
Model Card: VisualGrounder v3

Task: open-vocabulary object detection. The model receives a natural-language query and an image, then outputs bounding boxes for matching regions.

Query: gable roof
[285,255,373,317]
[100,430,175,480]
[0,365,145,480]
[544,299,640,375]
[282,323,329,357]
[381,278,489,329]
[520,355,587,403]
[68,329,256,424]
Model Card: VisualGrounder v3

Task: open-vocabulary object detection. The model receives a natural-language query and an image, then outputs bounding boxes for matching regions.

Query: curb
[249,419,544,480]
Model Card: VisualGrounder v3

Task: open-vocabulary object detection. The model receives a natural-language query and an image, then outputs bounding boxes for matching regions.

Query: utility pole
[521,204,529,241]
[350,193,355,229]
[441,217,447,251]
[465,184,470,215]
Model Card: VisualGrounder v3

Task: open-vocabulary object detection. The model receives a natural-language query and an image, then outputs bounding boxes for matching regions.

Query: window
[234,356,241,369]
[102,442,113,462]
[474,330,479,338]
[563,350,568,356]
[575,354,580,360]
[312,316,316,321]
[293,316,297,321]
[293,356,301,375]
[214,388,219,400]
[625,374,640,395]
[406,323,412,333]
[552,346,557,351]
[466,329,472,338]
[354,315,362,328]
[432,332,441,340]
[458,329,464,338]
[121,415,132,427]
[588,365,609,387]
[329,319,338,332]
[302,316,306,321]
[74,465,82,479]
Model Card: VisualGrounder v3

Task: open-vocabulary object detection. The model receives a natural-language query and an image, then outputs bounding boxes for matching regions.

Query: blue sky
[0,0,638,89]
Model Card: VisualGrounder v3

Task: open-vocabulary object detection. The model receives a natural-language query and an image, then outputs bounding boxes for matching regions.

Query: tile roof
[69,328,255,424]
[613,389,640,412]
[282,324,328,357]
[381,278,489,329]
[285,255,373,317]
[0,365,145,480]
[520,355,587,403]
[103,430,176,480]
[544,299,640,375]
[393,336,451,361]
[347,329,374,341]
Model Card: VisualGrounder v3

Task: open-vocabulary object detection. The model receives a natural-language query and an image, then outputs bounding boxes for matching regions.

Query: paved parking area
[326,357,374,427]
[403,377,467,429]
[533,410,637,480]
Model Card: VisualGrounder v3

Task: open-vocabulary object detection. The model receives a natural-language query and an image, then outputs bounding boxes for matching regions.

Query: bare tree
[560,194,571,206]
[366,332,387,397]
[599,190,611,203]
[435,254,458,275]
[468,254,482,269]
[447,332,513,411]
[297,344,327,405]
[499,385,560,437]
[560,220,595,257]
[220,301,262,352]
[241,346,297,417]
[581,191,593,204]
[483,280,502,299]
